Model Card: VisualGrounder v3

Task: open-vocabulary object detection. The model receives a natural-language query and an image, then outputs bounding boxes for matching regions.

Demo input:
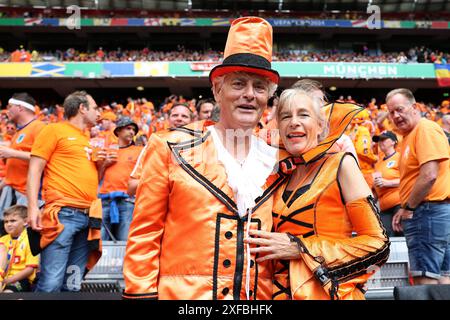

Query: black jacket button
[223,259,231,268]
[225,231,233,239]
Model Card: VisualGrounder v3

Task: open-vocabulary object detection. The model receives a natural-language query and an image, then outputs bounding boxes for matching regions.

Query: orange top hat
[209,16,279,84]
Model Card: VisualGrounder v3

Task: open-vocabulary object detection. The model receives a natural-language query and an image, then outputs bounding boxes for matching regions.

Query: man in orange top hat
[0,93,45,216]
[123,17,288,300]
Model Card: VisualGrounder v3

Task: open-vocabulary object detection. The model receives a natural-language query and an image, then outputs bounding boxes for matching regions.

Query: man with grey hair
[123,17,288,300]
[0,92,45,215]
[388,88,450,286]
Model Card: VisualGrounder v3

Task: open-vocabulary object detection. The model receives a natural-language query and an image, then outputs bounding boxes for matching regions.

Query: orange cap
[209,17,279,84]
[101,111,117,121]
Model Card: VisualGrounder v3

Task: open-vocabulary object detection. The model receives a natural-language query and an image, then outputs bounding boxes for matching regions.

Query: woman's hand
[244,229,301,263]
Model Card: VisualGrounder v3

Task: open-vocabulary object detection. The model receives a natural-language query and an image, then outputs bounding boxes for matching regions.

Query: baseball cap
[372,131,398,143]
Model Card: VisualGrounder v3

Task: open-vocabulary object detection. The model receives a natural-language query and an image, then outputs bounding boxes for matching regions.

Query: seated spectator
[0,205,39,293]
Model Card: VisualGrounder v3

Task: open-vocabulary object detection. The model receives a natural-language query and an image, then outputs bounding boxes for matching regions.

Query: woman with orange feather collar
[245,88,390,300]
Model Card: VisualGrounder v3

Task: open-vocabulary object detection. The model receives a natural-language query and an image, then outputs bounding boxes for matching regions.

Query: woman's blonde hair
[277,88,329,142]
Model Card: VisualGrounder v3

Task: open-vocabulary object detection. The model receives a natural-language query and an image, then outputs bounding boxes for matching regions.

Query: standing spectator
[388,88,450,285]
[442,114,450,144]
[348,109,378,189]
[27,91,103,292]
[245,87,388,300]
[2,121,17,143]
[196,99,215,121]
[0,93,45,216]
[168,103,194,128]
[98,117,142,241]
[98,111,118,147]
[0,205,39,293]
[96,47,105,61]
[372,131,402,237]
[123,17,282,300]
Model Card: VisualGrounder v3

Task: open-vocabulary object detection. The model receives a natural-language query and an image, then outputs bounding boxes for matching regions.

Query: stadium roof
[1,0,449,13]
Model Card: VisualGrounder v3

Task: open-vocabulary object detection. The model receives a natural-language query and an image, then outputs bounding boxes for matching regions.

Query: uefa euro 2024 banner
[0,61,439,80]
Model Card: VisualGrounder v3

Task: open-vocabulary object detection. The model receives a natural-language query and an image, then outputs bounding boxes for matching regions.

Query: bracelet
[286,232,305,254]
[402,203,416,211]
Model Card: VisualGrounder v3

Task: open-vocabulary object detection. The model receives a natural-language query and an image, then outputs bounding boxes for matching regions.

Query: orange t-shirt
[99,145,143,194]
[31,122,99,202]
[374,152,401,211]
[5,120,45,193]
[129,144,149,180]
[98,129,118,148]
[399,118,450,205]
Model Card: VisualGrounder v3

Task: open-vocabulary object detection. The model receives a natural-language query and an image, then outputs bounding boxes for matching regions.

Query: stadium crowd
[1,7,449,21]
[1,46,448,64]
[0,82,449,294]
[0,15,449,299]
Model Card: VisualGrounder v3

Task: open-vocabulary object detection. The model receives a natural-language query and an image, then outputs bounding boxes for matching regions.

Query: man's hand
[374,177,389,188]
[392,208,414,232]
[104,151,118,167]
[0,146,16,159]
[28,206,43,231]
[244,229,301,262]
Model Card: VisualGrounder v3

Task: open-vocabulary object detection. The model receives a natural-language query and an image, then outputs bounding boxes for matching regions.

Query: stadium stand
[0,0,449,301]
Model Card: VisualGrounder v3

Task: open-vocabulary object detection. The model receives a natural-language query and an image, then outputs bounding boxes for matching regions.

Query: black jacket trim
[122,292,158,300]
[272,279,291,299]
[274,260,289,275]
[276,204,314,229]
[326,195,390,283]
[169,126,203,138]
[213,213,261,300]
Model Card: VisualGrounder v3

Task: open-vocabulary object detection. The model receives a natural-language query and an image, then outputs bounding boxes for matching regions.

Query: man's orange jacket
[123,121,289,300]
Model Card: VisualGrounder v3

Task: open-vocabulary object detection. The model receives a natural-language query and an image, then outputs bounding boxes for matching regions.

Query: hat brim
[114,123,139,137]
[209,65,279,85]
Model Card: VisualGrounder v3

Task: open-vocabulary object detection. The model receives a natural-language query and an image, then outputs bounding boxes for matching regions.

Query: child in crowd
[0,205,39,293]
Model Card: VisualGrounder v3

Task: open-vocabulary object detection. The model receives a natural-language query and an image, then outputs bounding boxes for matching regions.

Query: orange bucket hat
[209,16,279,84]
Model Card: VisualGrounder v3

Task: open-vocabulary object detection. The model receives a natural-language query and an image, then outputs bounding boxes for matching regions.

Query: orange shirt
[31,122,99,202]
[399,118,450,205]
[98,129,118,148]
[374,152,401,211]
[5,120,45,193]
[99,145,143,194]
[130,143,150,180]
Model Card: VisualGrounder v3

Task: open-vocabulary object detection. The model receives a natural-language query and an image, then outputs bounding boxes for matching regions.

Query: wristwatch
[402,203,416,211]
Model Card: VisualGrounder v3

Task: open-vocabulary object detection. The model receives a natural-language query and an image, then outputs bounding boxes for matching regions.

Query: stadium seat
[394,285,450,300]
[82,241,127,292]
[365,237,409,300]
